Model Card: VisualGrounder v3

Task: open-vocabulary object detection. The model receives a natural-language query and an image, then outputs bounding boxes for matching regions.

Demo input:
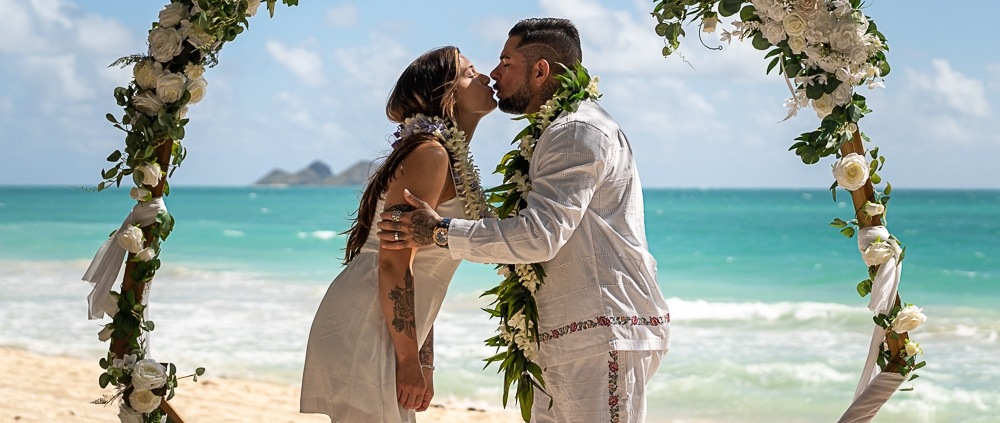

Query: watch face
[433,227,448,246]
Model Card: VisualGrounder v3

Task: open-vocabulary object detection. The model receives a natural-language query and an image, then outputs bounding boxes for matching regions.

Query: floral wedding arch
[648,0,926,421]
[83,1,925,422]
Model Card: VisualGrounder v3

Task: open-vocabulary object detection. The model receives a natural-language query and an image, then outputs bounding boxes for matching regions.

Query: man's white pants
[531,349,664,423]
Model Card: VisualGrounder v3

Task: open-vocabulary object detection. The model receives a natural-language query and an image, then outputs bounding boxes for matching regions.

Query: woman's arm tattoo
[388,269,416,339]
[419,327,433,366]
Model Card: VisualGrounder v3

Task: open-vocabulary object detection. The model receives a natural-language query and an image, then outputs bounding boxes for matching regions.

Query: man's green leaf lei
[481,63,600,422]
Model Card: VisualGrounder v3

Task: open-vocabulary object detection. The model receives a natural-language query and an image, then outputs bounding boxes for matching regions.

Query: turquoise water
[1,186,998,421]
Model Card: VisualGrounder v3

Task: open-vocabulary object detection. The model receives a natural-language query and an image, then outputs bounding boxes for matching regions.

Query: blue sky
[1,0,997,188]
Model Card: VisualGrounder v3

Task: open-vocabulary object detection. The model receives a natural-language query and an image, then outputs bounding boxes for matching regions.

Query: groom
[378,18,670,422]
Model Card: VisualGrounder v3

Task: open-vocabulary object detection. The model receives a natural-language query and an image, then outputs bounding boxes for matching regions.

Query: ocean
[1,186,997,422]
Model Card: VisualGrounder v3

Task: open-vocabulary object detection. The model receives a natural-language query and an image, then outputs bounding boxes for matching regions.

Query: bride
[299,46,496,422]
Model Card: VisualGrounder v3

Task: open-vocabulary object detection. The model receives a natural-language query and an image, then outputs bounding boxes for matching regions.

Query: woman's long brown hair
[342,46,462,264]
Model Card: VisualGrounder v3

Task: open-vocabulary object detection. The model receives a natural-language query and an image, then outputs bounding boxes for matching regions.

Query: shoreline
[0,347,521,423]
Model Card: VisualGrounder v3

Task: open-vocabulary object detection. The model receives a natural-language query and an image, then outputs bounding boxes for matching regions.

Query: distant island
[254,160,377,186]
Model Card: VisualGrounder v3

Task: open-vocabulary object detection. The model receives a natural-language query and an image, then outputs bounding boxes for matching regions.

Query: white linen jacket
[448,101,670,365]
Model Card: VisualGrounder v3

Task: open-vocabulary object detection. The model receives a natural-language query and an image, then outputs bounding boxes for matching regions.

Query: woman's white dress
[300,197,464,423]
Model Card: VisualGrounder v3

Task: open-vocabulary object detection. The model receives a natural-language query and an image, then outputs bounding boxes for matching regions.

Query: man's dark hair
[509,18,582,97]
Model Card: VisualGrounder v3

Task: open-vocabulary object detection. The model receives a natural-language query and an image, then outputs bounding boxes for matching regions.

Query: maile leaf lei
[481,63,600,422]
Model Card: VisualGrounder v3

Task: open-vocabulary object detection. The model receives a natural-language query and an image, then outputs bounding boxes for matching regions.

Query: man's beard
[497,75,533,114]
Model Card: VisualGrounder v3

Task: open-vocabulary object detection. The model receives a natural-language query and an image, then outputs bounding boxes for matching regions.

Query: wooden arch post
[109,140,186,423]
[841,128,906,373]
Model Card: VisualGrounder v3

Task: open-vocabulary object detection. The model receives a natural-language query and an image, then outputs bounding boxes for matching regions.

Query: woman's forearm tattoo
[419,327,433,366]
[388,269,416,339]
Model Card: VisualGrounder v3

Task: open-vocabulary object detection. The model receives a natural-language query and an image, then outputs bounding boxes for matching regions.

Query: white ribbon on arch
[837,225,905,423]
[82,198,167,320]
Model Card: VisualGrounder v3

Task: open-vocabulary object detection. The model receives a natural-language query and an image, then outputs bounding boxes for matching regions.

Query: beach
[1,186,998,422]
[0,347,521,423]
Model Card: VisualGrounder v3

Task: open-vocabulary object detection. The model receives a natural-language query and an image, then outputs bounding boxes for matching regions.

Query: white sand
[0,347,522,423]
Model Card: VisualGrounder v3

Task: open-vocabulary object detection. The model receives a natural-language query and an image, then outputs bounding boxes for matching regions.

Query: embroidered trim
[608,350,620,423]
[538,314,670,342]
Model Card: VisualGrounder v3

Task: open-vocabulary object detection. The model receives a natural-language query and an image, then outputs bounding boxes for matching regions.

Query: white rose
[128,389,162,414]
[246,0,261,17]
[891,305,927,334]
[177,106,189,120]
[768,4,788,21]
[118,404,145,423]
[184,63,205,80]
[832,152,869,191]
[762,21,787,46]
[136,247,156,262]
[835,67,852,84]
[811,93,834,119]
[133,60,163,90]
[185,25,215,48]
[132,91,164,116]
[130,187,151,201]
[831,82,853,106]
[117,225,145,254]
[158,2,189,28]
[155,72,187,104]
[862,238,895,267]
[148,26,185,63]
[904,340,921,357]
[782,12,807,37]
[849,45,870,66]
[98,325,114,342]
[702,15,718,33]
[137,162,162,187]
[830,22,859,52]
[787,35,806,54]
[131,359,168,390]
[863,201,885,217]
[186,78,208,105]
[795,0,820,14]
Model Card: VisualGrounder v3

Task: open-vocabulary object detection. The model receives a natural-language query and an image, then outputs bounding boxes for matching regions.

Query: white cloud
[0,0,45,53]
[22,54,96,102]
[987,63,1000,90]
[537,0,769,82]
[905,59,991,118]
[75,14,133,55]
[265,40,326,86]
[326,3,358,28]
[332,33,409,97]
[28,0,74,28]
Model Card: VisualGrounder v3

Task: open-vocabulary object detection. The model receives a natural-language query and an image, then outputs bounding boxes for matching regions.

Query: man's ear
[530,59,551,89]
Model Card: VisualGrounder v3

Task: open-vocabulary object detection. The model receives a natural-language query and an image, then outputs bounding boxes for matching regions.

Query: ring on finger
[391,209,402,223]
[393,231,400,241]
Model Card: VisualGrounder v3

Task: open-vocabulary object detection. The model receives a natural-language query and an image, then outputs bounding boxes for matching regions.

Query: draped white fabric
[82,198,167,320]
[837,371,906,423]
[852,225,903,399]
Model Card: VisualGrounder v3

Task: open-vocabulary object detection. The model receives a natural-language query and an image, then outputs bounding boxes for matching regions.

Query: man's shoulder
[549,101,619,135]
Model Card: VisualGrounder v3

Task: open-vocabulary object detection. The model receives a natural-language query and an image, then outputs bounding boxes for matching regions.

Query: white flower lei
[395,114,489,219]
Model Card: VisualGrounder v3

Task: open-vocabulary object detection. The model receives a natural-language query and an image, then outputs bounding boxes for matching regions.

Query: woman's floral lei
[91,1,295,422]
[481,64,600,422]
[394,114,489,219]
[649,0,926,394]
